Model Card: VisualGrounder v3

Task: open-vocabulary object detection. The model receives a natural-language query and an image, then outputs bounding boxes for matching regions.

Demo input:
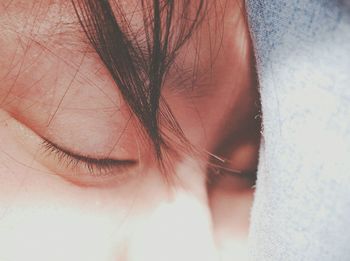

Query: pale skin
[0,0,260,260]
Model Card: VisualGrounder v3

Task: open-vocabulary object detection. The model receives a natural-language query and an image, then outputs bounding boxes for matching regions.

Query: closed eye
[41,139,138,178]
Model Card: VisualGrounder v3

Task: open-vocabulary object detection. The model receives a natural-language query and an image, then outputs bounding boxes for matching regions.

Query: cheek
[0,200,125,260]
[0,151,216,260]
[0,171,119,260]
[0,159,160,260]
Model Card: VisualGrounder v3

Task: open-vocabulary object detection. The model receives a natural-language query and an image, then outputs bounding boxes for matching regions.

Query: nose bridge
[128,191,218,261]
[127,159,219,261]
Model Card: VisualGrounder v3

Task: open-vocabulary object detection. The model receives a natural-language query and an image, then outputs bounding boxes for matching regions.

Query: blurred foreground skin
[0,0,260,260]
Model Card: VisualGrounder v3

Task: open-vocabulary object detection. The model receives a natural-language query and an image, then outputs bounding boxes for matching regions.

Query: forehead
[0,0,204,42]
[0,0,219,91]
[0,0,129,104]
[0,0,141,36]
[0,1,85,52]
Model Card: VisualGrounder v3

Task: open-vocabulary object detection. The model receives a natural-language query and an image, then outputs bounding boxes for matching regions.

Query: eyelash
[41,140,137,177]
[40,140,255,187]
[205,153,257,187]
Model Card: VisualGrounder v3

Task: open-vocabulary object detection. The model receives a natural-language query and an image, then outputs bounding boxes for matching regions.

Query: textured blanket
[245,0,350,260]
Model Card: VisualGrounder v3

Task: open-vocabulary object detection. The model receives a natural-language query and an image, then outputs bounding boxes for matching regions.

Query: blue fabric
[246,1,350,260]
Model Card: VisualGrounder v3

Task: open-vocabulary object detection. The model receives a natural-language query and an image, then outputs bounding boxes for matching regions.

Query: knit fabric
[245,1,350,260]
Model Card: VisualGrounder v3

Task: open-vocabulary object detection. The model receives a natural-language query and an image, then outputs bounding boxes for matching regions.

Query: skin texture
[0,0,260,260]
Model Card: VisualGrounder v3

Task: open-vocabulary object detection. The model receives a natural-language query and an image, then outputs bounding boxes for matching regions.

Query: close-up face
[0,0,260,260]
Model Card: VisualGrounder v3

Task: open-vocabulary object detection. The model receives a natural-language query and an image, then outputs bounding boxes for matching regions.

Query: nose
[127,159,220,261]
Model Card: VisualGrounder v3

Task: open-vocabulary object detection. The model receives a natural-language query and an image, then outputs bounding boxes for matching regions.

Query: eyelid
[41,139,138,177]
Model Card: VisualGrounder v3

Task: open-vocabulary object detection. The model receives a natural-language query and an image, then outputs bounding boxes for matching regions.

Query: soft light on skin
[0,0,260,260]
[128,194,218,261]
[128,160,218,261]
